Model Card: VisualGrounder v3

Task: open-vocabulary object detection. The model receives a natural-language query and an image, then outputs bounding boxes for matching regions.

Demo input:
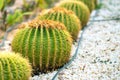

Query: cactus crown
[19,19,66,30]
[12,19,72,73]
[48,7,74,14]
[38,7,81,40]
[0,52,32,80]
[57,0,90,26]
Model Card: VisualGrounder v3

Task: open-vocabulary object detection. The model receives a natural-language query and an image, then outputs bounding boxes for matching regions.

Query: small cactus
[12,19,73,72]
[37,7,82,40]
[57,0,90,26]
[76,0,95,12]
[0,52,32,80]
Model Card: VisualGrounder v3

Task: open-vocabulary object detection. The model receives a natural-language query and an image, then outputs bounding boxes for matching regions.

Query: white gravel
[0,0,120,80]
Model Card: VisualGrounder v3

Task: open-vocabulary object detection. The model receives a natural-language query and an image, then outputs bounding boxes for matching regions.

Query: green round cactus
[37,7,82,40]
[0,52,32,80]
[76,0,95,12]
[57,0,90,26]
[12,19,73,72]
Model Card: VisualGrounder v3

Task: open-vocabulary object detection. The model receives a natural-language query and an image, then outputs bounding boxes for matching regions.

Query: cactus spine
[12,20,73,72]
[58,0,90,26]
[0,52,32,80]
[37,7,82,40]
[76,0,95,12]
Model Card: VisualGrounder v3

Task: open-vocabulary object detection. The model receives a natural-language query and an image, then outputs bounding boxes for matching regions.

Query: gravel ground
[0,0,120,80]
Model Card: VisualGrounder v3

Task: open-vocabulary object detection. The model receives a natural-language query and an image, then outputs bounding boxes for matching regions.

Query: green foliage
[36,0,48,9]
[45,0,54,6]
[58,0,90,26]
[38,7,82,40]
[6,10,32,26]
[22,0,53,12]
[6,0,15,6]
[0,52,32,80]
[0,0,15,11]
[76,0,95,12]
[45,0,59,7]
[0,0,4,11]
[95,3,103,10]
[6,10,23,26]
[22,0,36,12]
[93,0,98,8]
[12,19,73,72]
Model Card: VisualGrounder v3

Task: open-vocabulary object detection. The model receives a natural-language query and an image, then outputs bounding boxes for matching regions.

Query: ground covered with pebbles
[0,0,120,80]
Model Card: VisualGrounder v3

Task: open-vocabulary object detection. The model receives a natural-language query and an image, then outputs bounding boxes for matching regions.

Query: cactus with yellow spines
[76,0,95,12]
[0,52,32,80]
[37,7,82,40]
[57,0,90,26]
[11,19,73,72]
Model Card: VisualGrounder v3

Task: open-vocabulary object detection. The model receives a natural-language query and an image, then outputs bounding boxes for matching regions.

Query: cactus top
[38,7,79,23]
[37,7,81,40]
[0,52,30,64]
[19,19,67,30]
[48,7,74,14]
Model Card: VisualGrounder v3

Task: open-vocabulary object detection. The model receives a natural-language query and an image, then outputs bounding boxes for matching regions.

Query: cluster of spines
[37,7,82,40]
[12,19,72,72]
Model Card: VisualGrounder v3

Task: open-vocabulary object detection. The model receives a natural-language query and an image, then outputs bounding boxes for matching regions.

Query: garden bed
[0,0,120,80]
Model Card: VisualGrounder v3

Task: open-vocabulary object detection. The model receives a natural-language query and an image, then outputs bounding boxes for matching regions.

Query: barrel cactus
[57,0,90,26]
[37,7,82,40]
[76,0,95,12]
[0,52,32,80]
[11,19,73,72]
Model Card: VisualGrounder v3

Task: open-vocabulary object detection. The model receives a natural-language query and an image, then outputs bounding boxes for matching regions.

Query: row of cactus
[10,0,98,76]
